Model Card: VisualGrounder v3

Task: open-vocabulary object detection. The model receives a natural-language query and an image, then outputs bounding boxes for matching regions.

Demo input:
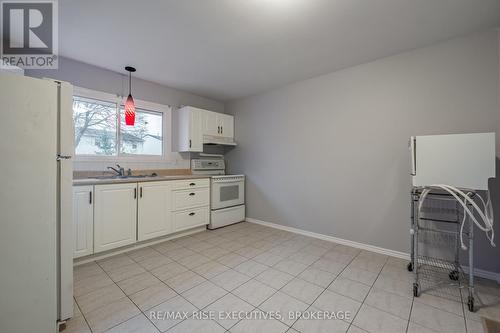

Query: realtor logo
[1,0,58,68]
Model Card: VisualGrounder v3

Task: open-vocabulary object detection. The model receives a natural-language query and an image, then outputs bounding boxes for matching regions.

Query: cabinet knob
[189,183,196,186]
[189,192,195,196]
[189,212,195,216]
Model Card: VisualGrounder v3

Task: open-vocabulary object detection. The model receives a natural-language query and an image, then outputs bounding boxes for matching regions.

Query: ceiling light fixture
[124,66,136,126]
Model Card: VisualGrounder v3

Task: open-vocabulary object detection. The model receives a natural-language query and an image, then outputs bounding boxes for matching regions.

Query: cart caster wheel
[467,296,475,312]
[413,283,419,297]
[407,262,413,272]
[448,270,459,281]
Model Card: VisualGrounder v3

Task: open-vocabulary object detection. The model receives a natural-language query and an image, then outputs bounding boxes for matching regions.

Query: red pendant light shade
[124,66,136,126]
[125,94,135,125]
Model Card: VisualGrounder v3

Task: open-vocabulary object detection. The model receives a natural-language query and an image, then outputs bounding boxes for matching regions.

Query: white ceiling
[60,0,500,101]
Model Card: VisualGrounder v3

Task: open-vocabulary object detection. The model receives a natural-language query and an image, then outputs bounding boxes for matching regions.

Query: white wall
[26,57,224,171]
[226,30,500,273]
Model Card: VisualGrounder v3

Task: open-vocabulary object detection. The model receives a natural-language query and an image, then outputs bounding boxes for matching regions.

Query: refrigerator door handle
[56,154,72,161]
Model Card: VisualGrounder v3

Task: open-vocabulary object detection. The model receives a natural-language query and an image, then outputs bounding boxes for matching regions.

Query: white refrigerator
[0,72,74,333]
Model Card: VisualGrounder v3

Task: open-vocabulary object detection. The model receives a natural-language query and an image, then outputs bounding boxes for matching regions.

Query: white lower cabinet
[73,178,210,258]
[171,179,210,232]
[172,187,210,211]
[172,207,210,232]
[93,183,137,253]
[73,186,94,258]
[138,181,172,241]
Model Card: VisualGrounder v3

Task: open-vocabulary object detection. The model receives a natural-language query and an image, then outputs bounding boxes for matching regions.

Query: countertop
[73,174,210,186]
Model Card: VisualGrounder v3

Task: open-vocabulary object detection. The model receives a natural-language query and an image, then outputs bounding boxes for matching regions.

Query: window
[72,90,167,158]
[73,96,117,156]
[119,108,163,156]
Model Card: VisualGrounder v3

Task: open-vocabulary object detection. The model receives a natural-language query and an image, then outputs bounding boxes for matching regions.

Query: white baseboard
[463,266,500,284]
[246,217,500,283]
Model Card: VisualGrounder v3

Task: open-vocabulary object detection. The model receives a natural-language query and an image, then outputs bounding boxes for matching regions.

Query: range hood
[203,135,237,146]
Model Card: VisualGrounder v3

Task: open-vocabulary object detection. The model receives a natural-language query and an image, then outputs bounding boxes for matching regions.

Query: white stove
[191,159,245,229]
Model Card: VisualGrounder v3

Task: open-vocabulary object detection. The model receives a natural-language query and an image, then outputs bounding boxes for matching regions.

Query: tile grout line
[255,244,365,331]
[76,227,338,332]
[194,230,331,330]
[343,254,388,333]
[312,249,366,332]
[92,248,213,332]
[73,296,95,333]
[156,230,354,331]
[119,228,284,331]
[75,225,423,333]
[134,253,230,332]
[91,259,146,333]
[92,244,227,332]
[75,227,285,332]
[204,232,312,330]
[202,228,310,330]
[460,287,469,333]
[406,292,415,333]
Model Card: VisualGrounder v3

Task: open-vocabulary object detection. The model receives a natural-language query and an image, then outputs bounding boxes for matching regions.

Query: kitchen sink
[88,174,158,180]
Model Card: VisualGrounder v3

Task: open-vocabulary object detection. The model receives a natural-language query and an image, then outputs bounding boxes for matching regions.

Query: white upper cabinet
[173,106,203,152]
[173,106,234,152]
[202,111,234,138]
[202,110,219,137]
[137,181,172,241]
[217,113,234,139]
[189,108,203,151]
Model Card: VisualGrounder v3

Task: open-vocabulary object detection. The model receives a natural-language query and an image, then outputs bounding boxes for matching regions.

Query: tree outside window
[73,96,163,156]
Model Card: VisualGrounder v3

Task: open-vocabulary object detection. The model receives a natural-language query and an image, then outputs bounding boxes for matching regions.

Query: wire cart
[409,187,475,312]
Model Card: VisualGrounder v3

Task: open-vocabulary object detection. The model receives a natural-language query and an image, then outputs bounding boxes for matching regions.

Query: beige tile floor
[66,222,500,333]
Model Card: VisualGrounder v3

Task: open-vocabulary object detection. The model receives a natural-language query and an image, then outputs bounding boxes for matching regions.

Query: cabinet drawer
[172,188,209,210]
[173,207,209,232]
[172,178,209,190]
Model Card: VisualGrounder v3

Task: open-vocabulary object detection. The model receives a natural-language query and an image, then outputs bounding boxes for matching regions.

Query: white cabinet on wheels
[73,186,94,258]
[94,183,137,253]
[137,181,172,241]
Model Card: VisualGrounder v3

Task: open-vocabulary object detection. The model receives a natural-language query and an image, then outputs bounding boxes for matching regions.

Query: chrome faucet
[107,164,125,177]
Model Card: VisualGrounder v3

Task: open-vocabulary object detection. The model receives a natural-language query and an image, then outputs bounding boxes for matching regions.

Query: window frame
[73,87,171,162]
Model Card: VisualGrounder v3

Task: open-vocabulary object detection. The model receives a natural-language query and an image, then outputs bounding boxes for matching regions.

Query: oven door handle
[213,179,245,184]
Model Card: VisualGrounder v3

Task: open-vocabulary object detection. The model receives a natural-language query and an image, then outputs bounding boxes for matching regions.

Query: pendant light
[124,66,136,126]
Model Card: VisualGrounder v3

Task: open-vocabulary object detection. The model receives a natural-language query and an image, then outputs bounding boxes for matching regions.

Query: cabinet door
[73,186,94,258]
[189,108,203,152]
[218,113,234,138]
[138,181,172,241]
[202,110,219,137]
[94,183,137,253]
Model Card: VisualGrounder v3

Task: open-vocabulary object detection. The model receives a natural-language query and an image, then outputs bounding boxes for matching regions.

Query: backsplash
[73,168,192,179]
[73,155,191,172]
